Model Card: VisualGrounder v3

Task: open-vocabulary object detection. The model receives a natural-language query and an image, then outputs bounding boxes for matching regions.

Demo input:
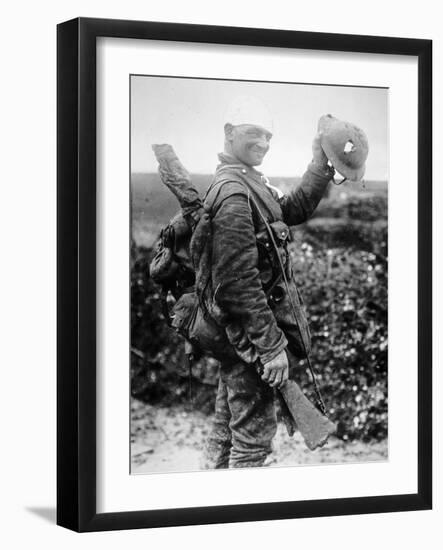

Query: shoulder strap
[205,174,276,228]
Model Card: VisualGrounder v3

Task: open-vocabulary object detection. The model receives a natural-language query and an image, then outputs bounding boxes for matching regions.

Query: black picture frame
[57,17,432,532]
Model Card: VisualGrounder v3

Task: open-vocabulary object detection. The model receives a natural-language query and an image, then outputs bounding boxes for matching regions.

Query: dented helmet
[318,114,369,182]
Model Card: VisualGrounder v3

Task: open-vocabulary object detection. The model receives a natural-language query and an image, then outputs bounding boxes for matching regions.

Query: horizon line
[131,171,388,182]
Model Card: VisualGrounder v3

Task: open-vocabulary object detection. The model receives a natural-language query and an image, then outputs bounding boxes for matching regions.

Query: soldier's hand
[312,132,328,169]
[262,350,289,389]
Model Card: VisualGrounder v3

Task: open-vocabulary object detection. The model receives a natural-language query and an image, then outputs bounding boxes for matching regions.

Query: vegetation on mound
[131,217,387,442]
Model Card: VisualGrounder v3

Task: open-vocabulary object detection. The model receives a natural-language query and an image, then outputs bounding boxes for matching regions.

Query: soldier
[201,96,335,469]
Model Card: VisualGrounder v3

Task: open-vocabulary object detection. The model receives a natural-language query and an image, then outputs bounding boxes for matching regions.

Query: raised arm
[280,135,335,226]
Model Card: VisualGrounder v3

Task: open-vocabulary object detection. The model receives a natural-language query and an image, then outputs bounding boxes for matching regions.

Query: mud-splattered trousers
[204,359,277,468]
[202,154,333,469]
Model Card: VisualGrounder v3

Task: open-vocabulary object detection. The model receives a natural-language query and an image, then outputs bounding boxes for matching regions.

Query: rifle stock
[278,379,336,450]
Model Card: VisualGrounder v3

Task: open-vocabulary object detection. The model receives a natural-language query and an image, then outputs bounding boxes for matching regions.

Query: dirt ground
[131,398,388,474]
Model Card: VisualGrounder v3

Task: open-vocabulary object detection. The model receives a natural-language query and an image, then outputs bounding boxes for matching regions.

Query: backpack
[149,145,232,360]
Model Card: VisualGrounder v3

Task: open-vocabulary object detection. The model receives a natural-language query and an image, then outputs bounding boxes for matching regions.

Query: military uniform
[202,153,334,468]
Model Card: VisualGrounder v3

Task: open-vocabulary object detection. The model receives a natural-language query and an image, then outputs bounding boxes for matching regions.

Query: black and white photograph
[130,75,388,474]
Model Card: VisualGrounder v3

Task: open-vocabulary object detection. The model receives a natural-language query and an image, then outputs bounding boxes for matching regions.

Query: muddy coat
[204,153,334,365]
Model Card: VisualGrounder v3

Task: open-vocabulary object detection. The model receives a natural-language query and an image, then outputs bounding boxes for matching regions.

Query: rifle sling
[241,183,327,416]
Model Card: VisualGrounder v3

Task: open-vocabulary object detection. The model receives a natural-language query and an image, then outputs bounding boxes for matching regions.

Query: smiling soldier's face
[225,123,273,167]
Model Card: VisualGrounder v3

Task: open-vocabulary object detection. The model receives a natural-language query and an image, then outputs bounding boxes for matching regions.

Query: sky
[131,75,388,180]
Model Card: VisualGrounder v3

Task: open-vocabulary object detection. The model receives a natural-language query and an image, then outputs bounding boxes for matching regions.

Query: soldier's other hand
[262,350,289,389]
[312,132,328,169]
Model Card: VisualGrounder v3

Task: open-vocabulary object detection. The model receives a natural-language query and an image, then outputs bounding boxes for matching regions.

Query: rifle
[247,190,337,449]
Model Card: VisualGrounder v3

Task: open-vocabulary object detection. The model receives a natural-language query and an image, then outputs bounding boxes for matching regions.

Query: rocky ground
[131,398,388,474]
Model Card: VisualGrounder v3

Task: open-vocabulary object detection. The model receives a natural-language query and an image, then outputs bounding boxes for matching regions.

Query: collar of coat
[216,152,284,199]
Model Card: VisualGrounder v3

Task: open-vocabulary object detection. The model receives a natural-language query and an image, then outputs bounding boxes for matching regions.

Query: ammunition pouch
[269,278,311,357]
[256,220,292,291]
[170,292,233,358]
[256,221,311,357]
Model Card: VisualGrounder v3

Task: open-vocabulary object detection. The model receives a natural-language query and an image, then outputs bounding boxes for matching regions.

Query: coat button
[241,169,247,174]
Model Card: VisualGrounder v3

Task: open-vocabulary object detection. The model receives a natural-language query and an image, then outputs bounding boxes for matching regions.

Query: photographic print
[130,75,388,474]
[57,18,431,531]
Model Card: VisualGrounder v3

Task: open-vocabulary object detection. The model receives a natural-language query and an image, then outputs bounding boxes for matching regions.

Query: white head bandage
[224,95,273,132]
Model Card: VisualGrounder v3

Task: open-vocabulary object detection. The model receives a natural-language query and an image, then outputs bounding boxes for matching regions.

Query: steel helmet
[318,114,369,182]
